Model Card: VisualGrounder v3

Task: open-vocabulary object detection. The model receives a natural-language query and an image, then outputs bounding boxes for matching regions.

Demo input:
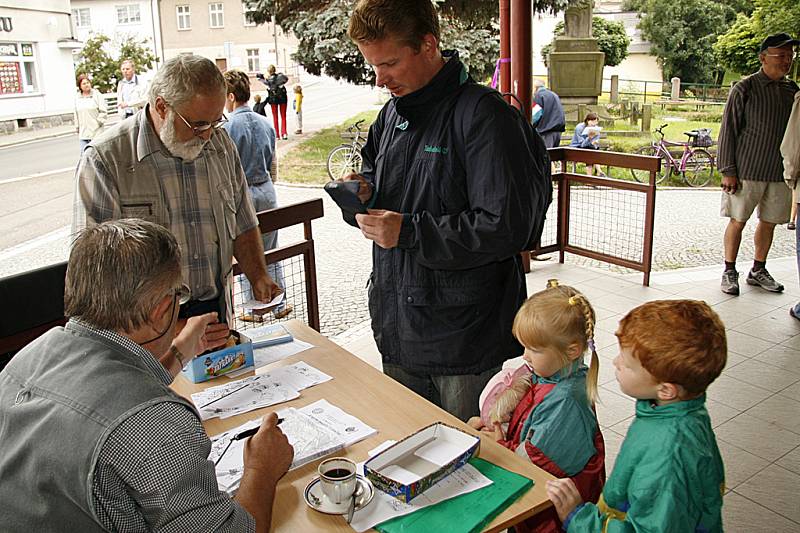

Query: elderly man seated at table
[0,219,293,533]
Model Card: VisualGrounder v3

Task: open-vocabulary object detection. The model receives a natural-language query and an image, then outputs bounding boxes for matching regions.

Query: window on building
[176,5,191,30]
[0,43,39,95]
[209,3,224,28]
[71,8,91,28]
[242,2,257,26]
[246,49,260,73]
[116,4,142,25]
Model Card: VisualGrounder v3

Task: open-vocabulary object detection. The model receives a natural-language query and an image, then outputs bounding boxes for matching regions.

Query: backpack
[268,84,287,104]
[690,128,713,147]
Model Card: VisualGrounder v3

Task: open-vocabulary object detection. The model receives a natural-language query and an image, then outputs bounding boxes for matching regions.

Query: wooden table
[172,320,554,532]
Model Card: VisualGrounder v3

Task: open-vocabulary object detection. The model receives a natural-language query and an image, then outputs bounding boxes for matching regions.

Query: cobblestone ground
[0,186,795,338]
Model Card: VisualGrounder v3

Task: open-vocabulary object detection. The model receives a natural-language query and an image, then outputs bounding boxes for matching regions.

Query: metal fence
[532,148,659,285]
[231,198,323,332]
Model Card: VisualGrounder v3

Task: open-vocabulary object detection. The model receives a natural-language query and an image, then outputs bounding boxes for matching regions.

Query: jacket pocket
[397,284,493,343]
[120,195,163,223]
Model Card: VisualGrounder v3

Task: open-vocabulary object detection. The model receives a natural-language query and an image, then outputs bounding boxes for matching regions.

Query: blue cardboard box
[181,330,254,383]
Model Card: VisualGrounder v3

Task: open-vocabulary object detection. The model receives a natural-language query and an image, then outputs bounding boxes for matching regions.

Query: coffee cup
[318,457,357,504]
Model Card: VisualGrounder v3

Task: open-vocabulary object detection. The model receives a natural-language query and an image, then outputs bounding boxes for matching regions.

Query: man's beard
[159,110,207,161]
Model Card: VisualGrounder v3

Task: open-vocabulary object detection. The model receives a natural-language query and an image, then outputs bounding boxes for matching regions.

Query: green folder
[375,457,534,533]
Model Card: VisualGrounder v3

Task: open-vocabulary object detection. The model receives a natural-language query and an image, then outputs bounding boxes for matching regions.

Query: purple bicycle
[630,123,715,187]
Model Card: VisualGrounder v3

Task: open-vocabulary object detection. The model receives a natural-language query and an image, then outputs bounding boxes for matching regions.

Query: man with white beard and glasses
[74,55,280,346]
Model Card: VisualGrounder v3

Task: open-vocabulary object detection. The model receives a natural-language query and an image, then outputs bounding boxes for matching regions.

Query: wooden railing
[532,147,660,286]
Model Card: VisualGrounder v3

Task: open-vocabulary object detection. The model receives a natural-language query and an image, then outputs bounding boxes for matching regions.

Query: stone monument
[548,0,605,104]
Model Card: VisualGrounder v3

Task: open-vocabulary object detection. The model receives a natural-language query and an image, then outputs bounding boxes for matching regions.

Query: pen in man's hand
[214,418,284,466]
[233,418,284,441]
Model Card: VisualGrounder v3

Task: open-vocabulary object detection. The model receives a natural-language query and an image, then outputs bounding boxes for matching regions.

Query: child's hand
[546,478,583,522]
[467,416,484,430]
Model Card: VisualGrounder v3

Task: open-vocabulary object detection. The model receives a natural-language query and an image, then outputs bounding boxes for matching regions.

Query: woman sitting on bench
[569,112,605,177]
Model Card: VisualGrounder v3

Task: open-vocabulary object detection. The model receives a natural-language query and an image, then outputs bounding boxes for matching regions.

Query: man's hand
[546,478,583,523]
[173,312,221,358]
[252,274,282,303]
[244,413,294,484]
[355,209,403,249]
[341,173,374,203]
[721,174,739,194]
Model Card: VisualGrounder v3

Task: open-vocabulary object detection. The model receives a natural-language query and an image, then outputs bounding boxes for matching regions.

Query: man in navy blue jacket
[533,78,566,149]
[342,0,551,421]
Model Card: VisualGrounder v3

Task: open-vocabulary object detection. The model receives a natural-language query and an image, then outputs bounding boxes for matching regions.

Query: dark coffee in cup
[323,468,352,479]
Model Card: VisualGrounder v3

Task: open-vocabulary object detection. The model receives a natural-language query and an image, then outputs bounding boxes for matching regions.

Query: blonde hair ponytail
[570,293,600,405]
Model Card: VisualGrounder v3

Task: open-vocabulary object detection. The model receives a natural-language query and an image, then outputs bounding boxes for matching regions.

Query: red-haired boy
[546,299,727,532]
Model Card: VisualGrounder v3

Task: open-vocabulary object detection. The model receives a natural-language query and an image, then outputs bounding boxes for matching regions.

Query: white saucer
[304,475,375,515]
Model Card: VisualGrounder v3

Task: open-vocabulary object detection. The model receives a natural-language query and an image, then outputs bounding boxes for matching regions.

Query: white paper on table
[296,398,377,447]
[253,338,314,368]
[238,292,285,313]
[258,361,332,391]
[349,459,492,532]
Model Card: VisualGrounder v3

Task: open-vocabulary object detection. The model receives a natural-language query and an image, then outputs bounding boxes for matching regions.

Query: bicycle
[630,124,715,187]
[326,119,366,180]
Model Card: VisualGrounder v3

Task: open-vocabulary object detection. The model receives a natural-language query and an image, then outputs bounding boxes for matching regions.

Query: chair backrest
[0,261,67,369]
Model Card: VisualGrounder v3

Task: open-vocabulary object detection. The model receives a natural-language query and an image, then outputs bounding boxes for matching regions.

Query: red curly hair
[616,300,727,395]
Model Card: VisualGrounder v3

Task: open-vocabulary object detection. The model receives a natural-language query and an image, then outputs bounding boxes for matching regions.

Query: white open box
[363,422,480,503]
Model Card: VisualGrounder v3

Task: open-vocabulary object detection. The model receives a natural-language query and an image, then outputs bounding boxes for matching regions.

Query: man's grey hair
[120,59,135,69]
[65,219,182,332]
[534,78,546,89]
[148,54,226,109]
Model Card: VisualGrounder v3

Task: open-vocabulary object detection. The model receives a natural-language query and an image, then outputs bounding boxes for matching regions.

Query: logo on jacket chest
[424,145,449,155]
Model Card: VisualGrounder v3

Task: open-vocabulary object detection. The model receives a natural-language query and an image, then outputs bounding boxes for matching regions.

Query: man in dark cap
[718,33,799,296]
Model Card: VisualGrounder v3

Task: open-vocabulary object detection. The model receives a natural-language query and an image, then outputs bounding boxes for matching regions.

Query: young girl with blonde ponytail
[469,279,606,533]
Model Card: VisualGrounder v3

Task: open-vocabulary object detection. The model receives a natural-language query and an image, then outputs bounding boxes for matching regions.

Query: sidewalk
[0,124,77,149]
[335,257,800,533]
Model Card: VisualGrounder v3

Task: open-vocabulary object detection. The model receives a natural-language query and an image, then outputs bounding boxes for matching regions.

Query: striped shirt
[78,320,255,532]
[717,69,799,182]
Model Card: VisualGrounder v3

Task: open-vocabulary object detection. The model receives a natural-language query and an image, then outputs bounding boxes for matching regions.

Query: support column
[499,0,511,100]
[510,0,532,119]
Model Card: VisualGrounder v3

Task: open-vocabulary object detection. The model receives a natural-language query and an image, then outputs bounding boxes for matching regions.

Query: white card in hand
[239,292,285,313]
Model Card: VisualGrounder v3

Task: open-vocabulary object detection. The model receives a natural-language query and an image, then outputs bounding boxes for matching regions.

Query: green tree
[638,0,728,83]
[541,17,631,67]
[244,0,572,85]
[74,34,157,93]
[714,0,800,77]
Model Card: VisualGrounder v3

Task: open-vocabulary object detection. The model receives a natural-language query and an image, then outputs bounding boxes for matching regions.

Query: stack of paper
[191,361,332,420]
[209,399,377,495]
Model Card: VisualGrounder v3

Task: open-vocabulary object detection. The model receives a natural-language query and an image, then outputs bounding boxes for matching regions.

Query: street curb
[0,131,75,150]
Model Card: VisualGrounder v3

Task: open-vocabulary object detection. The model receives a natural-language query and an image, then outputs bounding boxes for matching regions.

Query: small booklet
[247,323,293,349]
[584,125,603,135]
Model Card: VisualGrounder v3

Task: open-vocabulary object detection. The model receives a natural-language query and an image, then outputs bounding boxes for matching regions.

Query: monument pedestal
[549,36,604,105]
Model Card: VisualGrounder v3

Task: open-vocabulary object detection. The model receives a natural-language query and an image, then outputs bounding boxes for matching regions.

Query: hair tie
[547,279,559,288]
[588,339,596,352]
[568,296,579,306]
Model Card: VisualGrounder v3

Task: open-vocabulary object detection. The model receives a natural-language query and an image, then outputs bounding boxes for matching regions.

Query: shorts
[720,180,791,224]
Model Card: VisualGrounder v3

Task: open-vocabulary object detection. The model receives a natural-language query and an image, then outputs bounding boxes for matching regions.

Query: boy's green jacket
[566,394,725,532]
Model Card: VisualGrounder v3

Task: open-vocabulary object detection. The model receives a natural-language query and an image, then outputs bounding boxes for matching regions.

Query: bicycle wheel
[326,145,363,180]
[682,149,713,187]
[630,145,670,184]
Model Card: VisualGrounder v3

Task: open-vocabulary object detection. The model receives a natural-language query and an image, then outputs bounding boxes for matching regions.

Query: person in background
[116,59,147,119]
[75,74,107,153]
[546,299,726,533]
[569,112,605,176]
[782,88,800,319]
[253,94,267,117]
[223,69,292,321]
[293,84,303,135]
[717,32,799,296]
[0,219,293,532]
[533,78,566,149]
[257,65,289,140]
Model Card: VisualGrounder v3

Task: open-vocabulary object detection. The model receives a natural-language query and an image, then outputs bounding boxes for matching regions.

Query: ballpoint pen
[213,418,284,466]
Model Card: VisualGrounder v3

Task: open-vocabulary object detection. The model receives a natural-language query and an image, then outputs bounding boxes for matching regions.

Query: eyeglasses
[175,283,192,306]
[764,53,797,60]
[171,106,228,137]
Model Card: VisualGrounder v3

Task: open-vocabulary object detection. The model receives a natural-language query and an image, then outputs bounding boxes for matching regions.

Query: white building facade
[0,0,82,131]
[69,0,163,83]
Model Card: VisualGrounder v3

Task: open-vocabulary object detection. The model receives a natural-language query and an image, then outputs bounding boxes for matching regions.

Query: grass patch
[280,110,379,186]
